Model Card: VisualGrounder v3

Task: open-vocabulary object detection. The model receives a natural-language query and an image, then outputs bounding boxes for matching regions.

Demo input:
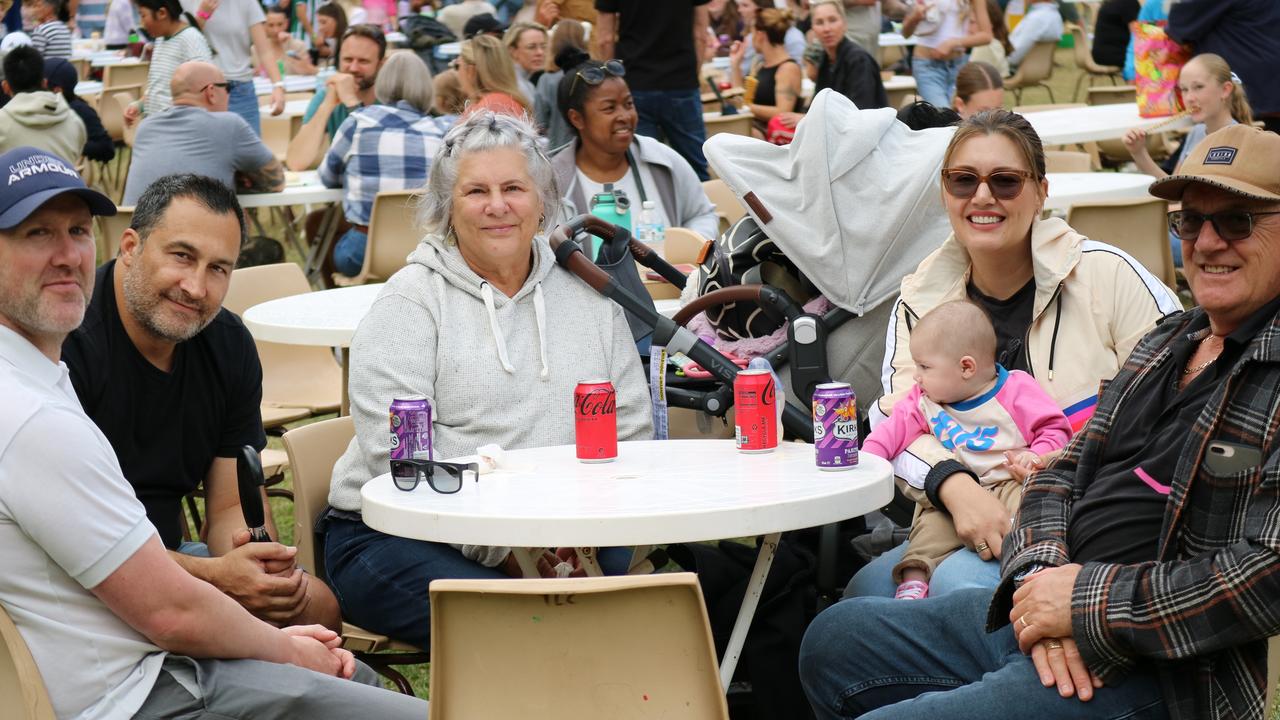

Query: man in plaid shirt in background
[801,124,1280,720]
[320,51,448,278]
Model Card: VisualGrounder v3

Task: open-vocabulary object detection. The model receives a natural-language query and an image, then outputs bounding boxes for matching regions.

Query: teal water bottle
[587,184,630,259]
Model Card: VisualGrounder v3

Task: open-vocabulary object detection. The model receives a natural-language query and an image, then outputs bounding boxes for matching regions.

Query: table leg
[719,531,780,691]
[305,204,342,287]
[511,548,541,578]
[340,347,350,416]
[575,547,603,577]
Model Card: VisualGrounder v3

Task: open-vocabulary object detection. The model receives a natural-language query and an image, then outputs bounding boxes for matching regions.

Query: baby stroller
[550,90,956,446]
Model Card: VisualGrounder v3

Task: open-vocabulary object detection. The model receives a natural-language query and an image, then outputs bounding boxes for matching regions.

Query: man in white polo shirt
[0,146,427,719]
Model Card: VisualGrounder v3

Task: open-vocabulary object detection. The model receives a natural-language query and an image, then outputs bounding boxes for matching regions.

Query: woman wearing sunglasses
[321,112,653,650]
[456,34,534,118]
[845,109,1182,600]
[548,49,719,243]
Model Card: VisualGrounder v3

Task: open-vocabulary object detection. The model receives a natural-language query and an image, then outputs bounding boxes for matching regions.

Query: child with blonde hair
[861,301,1072,600]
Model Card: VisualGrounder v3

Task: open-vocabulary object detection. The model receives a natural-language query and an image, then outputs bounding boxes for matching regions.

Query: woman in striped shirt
[124,0,212,127]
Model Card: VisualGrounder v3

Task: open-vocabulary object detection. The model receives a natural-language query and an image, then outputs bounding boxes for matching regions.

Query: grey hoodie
[329,233,653,566]
[0,90,86,165]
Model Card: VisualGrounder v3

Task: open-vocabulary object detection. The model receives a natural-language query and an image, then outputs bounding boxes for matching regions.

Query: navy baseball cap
[0,147,116,229]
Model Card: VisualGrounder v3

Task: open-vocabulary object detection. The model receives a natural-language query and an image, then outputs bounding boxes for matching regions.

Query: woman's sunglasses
[568,59,626,97]
[390,458,480,494]
[1168,209,1280,242]
[940,168,1034,201]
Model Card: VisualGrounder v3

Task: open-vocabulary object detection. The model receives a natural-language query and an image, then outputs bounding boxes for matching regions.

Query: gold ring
[1045,639,1063,650]
[1018,615,1029,630]
[975,542,989,553]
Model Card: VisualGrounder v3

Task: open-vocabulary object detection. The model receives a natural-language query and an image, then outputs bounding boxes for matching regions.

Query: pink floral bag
[1131,21,1191,118]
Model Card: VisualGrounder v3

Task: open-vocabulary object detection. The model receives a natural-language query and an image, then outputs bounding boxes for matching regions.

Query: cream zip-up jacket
[872,216,1181,491]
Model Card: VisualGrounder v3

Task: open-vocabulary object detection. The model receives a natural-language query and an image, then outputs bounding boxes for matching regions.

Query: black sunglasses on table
[390,458,480,494]
[1167,209,1280,242]
[569,59,626,98]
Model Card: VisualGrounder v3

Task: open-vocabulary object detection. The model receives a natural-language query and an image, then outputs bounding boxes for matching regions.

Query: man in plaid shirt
[800,124,1280,719]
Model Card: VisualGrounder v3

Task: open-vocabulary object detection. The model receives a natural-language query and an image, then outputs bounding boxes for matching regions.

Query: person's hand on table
[1010,563,1082,653]
[1029,636,1102,701]
[937,472,1011,562]
[1122,128,1151,161]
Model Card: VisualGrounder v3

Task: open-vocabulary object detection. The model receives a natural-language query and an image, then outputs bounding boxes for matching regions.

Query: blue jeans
[913,56,968,109]
[799,588,1169,720]
[227,79,262,136]
[177,541,212,558]
[845,543,999,599]
[323,517,633,648]
[630,88,710,181]
[333,227,368,277]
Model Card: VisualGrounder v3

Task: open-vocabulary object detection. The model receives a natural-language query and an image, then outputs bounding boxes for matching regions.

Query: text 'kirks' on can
[575,380,617,463]
[390,397,433,461]
[812,382,859,470]
[735,369,778,453]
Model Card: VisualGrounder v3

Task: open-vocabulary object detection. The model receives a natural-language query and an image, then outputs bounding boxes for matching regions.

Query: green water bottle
[587,184,630,259]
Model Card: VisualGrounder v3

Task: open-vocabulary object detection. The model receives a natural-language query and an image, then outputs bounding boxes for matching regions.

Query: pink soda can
[812,382,858,470]
[389,397,433,461]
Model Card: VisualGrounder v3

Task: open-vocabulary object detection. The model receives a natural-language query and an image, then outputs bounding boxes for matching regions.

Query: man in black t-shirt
[595,0,712,180]
[63,174,339,631]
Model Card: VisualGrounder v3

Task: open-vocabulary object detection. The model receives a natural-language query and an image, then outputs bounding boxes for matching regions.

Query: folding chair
[702,178,746,235]
[101,62,150,91]
[333,190,423,286]
[0,604,56,720]
[704,111,754,140]
[1045,150,1092,173]
[223,263,342,429]
[280,416,429,694]
[1005,40,1059,104]
[428,573,729,719]
[1067,197,1177,290]
[1066,23,1121,101]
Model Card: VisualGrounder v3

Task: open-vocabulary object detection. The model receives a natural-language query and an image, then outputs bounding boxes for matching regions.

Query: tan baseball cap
[1149,124,1280,202]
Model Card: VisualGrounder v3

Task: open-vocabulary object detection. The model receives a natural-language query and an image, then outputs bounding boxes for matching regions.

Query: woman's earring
[446,225,457,245]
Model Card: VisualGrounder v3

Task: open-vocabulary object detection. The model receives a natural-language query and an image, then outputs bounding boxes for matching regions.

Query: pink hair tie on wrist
[196,9,212,19]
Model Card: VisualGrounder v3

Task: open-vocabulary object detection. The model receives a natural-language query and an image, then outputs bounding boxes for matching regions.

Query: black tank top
[753,58,797,108]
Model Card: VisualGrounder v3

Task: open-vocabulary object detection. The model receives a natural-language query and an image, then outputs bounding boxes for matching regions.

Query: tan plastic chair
[1086,84,1136,107]
[261,115,293,163]
[1267,635,1279,714]
[1067,197,1177,289]
[224,263,342,422]
[96,205,133,263]
[102,61,149,91]
[702,178,746,235]
[428,573,729,719]
[704,111,754,140]
[1005,40,1059,104]
[280,417,429,694]
[0,604,56,720]
[1066,23,1121,101]
[662,227,710,265]
[1045,150,1092,173]
[333,189,422,286]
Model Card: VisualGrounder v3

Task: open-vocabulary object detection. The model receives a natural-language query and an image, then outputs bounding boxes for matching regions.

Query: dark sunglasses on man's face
[1168,209,1280,243]
[390,458,480,494]
[569,59,626,98]
[940,168,1033,201]
[202,82,230,91]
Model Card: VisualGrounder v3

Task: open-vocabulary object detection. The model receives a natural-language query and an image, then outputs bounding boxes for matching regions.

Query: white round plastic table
[361,438,894,690]
[1027,103,1192,146]
[1044,172,1153,212]
[237,171,344,279]
[879,32,917,47]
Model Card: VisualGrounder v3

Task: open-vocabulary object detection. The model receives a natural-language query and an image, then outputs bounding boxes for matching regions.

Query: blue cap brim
[0,186,116,230]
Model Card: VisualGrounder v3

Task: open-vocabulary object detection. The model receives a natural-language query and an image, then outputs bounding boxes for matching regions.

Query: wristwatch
[1013,563,1047,587]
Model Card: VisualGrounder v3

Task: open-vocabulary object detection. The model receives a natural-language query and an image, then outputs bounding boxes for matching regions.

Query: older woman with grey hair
[322,112,653,649]
[321,51,453,276]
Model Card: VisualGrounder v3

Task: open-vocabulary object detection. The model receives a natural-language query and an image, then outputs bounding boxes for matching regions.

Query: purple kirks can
[812,382,858,470]
[390,397,433,461]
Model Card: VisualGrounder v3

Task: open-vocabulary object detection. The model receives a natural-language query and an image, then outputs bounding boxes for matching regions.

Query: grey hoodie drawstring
[480,281,516,374]
[479,280,550,378]
[533,283,549,379]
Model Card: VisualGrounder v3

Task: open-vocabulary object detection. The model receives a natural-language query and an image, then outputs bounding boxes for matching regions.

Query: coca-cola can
[575,380,617,463]
[734,369,778,453]
[812,382,859,470]
[390,397,433,461]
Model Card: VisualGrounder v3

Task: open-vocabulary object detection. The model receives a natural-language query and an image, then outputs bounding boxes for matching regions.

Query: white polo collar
[0,324,67,389]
